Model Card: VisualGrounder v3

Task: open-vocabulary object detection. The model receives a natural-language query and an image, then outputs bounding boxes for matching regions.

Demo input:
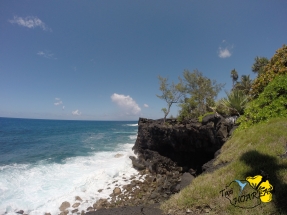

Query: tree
[250,45,287,98]
[234,75,253,95]
[220,89,248,116]
[252,56,269,76]
[238,74,287,129]
[156,76,185,123]
[230,69,238,89]
[178,69,224,118]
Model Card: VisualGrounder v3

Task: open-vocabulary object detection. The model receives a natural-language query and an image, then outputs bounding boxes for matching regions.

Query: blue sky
[1,0,287,120]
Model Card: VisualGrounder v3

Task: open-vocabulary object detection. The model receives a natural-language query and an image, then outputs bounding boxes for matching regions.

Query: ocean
[0,117,140,215]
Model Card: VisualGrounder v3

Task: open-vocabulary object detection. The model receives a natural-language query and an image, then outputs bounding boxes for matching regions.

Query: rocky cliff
[132,113,237,175]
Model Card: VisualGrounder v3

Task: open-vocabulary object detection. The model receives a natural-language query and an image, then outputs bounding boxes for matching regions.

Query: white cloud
[218,47,232,58]
[111,93,141,115]
[144,104,149,108]
[54,98,63,106]
[218,40,233,58]
[62,106,65,110]
[37,51,56,59]
[9,16,52,31]
[72,109,81,116]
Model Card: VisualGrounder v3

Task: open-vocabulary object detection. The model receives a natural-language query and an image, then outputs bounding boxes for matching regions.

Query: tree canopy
[178,69,224,119]
[230,69,238,88]
[251,56,269,75]
[156,76,185,123]
[250,45,287,98]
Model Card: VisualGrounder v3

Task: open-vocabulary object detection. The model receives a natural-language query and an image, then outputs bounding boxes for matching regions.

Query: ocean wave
[125,124,138,126]
[129,135,137,140]
[113,132,137,134]
[0,144,139,215]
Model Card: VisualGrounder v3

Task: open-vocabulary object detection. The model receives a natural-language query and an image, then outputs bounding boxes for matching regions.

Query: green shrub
[250,45,287,98]
[219,89,249,115]
[238,74,287,129]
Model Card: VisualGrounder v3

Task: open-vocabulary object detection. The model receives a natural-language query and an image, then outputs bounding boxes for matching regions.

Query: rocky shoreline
[16,113,237,215]
[86,113,237,215]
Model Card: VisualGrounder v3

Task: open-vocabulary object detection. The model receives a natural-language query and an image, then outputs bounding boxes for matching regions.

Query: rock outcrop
[132,113,237,175]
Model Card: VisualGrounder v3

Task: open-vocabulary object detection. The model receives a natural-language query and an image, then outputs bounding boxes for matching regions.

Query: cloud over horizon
[72,109,81,116]
[54,98,63,106]
[54,98,65,110]
[111,93,141,115]
[144,104,149,108]
[9,16,52,31]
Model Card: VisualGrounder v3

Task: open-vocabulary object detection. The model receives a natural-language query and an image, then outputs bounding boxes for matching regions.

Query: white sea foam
[129,135,137,140]
[125,124,138,126]
[0,143,141,215]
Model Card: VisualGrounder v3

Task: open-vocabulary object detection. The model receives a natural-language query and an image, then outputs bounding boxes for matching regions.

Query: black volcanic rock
[133,115,236,174]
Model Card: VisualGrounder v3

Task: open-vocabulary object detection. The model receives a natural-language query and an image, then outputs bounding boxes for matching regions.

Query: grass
[161,118,287,214]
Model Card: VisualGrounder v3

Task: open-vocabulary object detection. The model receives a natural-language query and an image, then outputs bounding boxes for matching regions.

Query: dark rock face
[132,114,236,174]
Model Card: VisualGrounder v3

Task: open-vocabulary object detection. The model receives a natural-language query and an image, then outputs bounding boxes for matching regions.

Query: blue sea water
[0,117,139,215]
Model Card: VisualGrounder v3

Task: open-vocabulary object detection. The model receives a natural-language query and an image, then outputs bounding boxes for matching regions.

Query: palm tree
[252,57,269,76]
[220,89,248,115]
[234,75,253,95]
[230,69,238,89]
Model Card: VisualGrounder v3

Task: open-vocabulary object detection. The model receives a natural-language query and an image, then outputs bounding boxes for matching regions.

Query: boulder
[59,201,70,211]
[129,156,146,170]
[72,202,80,208]
[201,114,215,125]
[93,198,107,209]
[75,196,82,202]
[180,172,195,190]
[59,210,68,215]
[113,187,121,195]
[114,153,123,158]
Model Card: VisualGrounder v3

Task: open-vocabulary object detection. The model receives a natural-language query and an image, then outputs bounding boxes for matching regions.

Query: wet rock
[98,189,103,192]
[16,210,24,214]
[72,202,80,208]
[129,156,146,170]
[114,153,123,158]
[113,187,121,195]
[75,196,82,201]
[71,208,78,213]
[87,206,94,211]
[59,210,68,215]
[59,201,70,211]
[93,198,107,209]
[44,213,51,215]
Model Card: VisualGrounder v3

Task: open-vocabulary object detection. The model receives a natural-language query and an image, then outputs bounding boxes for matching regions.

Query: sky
[1,0,287,120]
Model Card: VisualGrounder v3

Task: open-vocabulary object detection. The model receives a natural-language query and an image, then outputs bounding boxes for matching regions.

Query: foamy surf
[125,124,138,126]
[0,143,141,215]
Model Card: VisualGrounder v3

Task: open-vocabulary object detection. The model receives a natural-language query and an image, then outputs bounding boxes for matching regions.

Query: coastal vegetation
[157,44,287,214]
[157,69,224,122]
[161,117,287,214]
[157,44,287,129]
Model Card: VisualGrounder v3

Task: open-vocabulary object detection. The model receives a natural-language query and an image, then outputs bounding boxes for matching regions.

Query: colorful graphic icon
[246,175,273,203]
[220,171,273,209]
